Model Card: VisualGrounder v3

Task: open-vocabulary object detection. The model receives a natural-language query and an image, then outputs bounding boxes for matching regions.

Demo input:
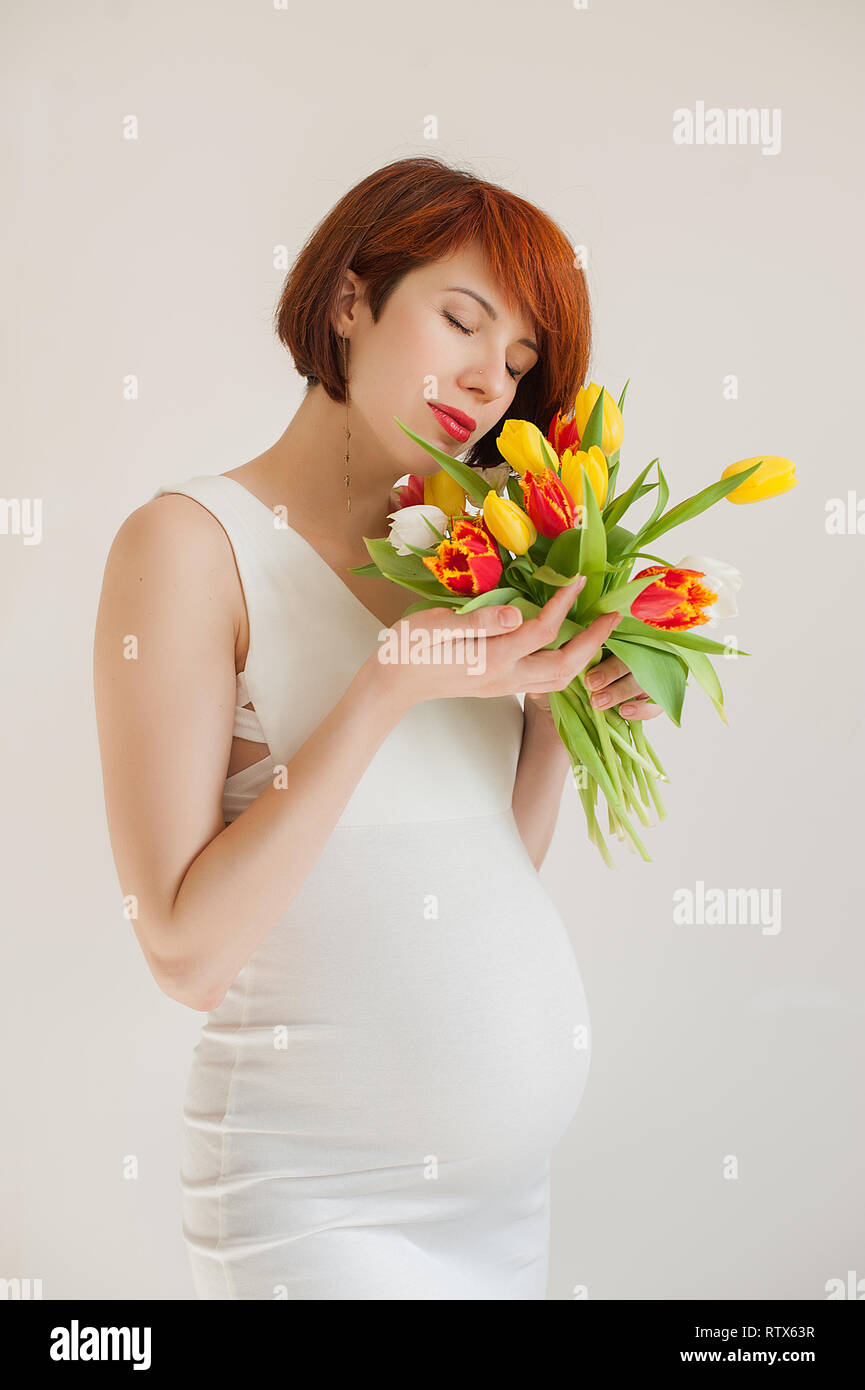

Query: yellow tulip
[424,468,467,516]
[495,418,559,476]
[721,456,797,504]
[572,382,624,456]
[560,444,609,509]
[482,491,537,554]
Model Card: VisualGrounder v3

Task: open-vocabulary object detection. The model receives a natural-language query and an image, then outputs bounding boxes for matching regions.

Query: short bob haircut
[273,156,592,472]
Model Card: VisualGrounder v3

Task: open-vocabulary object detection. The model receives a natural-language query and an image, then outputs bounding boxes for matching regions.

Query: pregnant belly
[188,813,592,1169]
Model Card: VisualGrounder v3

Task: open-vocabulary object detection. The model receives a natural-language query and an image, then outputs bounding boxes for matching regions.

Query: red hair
[273,156,592,471]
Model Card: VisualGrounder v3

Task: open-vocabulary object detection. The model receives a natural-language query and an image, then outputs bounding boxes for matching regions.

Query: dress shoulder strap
[149,473,282,760]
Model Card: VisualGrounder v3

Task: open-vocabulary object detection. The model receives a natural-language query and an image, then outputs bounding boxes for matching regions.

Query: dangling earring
[341,333,351,513]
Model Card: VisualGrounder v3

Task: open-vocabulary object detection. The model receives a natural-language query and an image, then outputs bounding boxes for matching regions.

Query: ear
[333,267,368,337]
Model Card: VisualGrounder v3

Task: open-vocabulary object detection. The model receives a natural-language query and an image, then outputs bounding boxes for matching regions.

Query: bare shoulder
[101,491,246,660]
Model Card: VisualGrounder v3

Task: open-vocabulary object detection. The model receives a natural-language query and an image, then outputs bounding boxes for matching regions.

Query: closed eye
[441,309,523,381]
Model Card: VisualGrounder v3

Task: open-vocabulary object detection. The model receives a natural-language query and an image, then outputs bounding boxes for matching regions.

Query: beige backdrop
[2,0,862,1300]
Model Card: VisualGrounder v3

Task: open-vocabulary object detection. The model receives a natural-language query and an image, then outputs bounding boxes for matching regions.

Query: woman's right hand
[367,575,623,710]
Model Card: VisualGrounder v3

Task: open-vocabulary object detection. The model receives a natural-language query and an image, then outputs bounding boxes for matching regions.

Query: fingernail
[500,607,522,627]
[593,693,611,707]
[586,671,602,688]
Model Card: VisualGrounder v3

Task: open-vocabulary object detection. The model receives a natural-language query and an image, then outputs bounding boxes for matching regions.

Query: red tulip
[422,515,503,596]
[520,467,578,538]
[391,473,425,510]
[630,566,719,631]
[547,408,581,458]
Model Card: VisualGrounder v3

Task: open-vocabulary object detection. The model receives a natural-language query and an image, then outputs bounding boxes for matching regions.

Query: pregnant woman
[93,156,659,1300]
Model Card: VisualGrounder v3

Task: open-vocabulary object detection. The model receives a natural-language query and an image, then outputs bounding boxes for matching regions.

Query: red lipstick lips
[427,401,476,443]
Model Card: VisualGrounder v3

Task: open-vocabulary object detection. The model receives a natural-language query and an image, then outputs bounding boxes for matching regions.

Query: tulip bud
[547,408,581,457]
[482,492,537,554]
[424,468,467,517]
[560,444,609,509]
[390,473,425,510]
[721,456,797,504]
[496,419,559,476]
[387,504,449,555]
[521,468,578,538]
[572,383,624,456]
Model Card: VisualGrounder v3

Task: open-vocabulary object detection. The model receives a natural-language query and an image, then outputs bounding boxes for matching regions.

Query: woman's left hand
[525,653,662,728]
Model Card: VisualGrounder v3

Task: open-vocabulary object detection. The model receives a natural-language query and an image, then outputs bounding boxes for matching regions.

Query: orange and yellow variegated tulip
[630,566,719,631]
[421,515,503,596]
[424,468,467,516]
[572,382,624,456]
[721,456,797,504]
[496,418,559,476]
[560,444,609,509]
[520,467,578,539]
[482,491,537,554]
[547,408,581,458]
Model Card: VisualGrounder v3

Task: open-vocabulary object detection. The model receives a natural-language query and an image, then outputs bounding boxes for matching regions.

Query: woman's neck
[257,386,402,555]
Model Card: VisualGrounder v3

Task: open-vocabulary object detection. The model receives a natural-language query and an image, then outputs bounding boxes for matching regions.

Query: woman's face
[345,240,540,476]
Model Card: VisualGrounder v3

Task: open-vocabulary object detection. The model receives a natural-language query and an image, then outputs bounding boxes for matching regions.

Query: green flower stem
[629,722,668,819]
[631,755,651,808]
[633,719,669,781]
[619,771,653,827]
[574,677,624,803]
[643,766,668,823]
[558,684,652,862]
[602,723,660,778]
[579,781,615,869]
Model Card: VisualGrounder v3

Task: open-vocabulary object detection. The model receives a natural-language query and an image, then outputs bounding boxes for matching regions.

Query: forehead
[411,243,535,337]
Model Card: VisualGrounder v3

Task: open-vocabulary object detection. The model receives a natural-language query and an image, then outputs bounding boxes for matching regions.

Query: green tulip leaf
[506,474,525,506]
[576,464,607,617]
[605,636,688,727]
[578,389,606,453]
[603,460,658,530]
[455,586,521,612]
[604,456,620,504]
[606,525,637,562]
[394,416,491,506]
[639,461,763,547]
[532,564,581,586]
[611,614,750,656]
[674,646,727,720]
[545,524,583,579]
[633,460,669,545]
[362,536,435,581]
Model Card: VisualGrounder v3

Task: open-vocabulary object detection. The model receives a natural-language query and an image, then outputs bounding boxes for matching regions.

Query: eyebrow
[444,285,539,354]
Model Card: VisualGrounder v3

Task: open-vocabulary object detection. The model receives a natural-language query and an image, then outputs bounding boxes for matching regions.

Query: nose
[458,357,510,404]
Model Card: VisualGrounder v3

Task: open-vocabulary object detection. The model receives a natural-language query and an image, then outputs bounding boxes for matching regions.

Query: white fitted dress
[151,473,592,1300]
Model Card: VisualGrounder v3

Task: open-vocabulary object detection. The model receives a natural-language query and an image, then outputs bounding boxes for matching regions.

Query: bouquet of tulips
[351,382,796,864]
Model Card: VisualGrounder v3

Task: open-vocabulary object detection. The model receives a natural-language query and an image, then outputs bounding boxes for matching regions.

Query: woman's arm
[94,497,411,1014]
[511,698,573,872]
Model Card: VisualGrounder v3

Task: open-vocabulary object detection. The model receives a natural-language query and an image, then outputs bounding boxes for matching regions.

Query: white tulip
[387,504,448,555]
[676,554,743,620]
